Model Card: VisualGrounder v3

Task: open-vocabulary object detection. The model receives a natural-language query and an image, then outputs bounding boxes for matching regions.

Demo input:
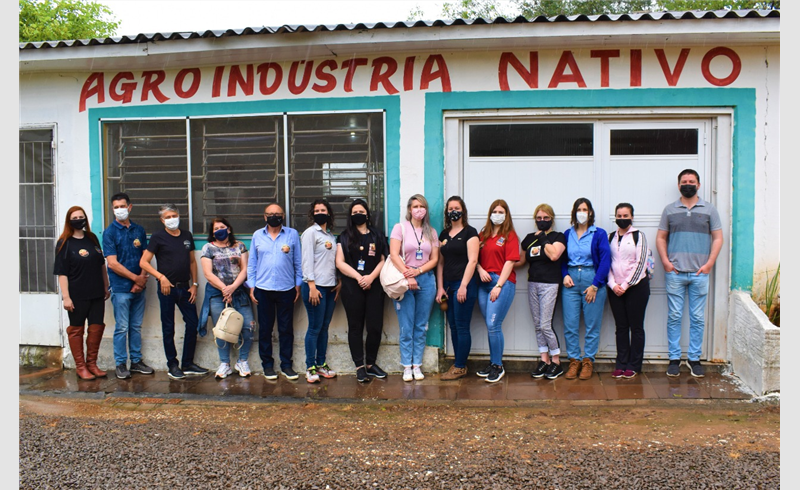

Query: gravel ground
[19,396,780,489]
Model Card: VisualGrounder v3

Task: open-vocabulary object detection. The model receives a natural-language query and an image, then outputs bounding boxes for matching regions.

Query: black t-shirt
[339,228,387,276]
[146,229,195,283]
[53,236,106,300]
[438,225,479,282]
[520,231,567,284]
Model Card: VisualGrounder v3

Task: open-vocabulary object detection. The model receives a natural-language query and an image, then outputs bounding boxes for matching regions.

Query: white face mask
[113,207,130,221]
[576,211,589,225]
[490,213,506,225]
[164,217,180,230]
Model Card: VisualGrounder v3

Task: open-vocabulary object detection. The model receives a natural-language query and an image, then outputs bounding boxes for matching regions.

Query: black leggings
[607,278,650,372]
[67,297,105,326]
[341,277,385,367]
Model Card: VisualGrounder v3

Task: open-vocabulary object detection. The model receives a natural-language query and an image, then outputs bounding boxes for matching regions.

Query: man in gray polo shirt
[656,169,723,378]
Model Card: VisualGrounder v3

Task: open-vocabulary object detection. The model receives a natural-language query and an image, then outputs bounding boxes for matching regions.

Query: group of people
[54,168,721,384]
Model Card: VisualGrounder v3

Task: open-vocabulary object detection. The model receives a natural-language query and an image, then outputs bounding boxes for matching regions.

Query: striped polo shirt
[658,197,722,273]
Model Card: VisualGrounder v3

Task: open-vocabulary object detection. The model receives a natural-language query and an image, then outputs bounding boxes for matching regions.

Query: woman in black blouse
[54,205,110,380]
[435,196,480,380]
[335,199,388,383]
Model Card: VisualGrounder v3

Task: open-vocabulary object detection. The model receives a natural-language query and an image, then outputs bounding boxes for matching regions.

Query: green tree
[19,0,120,43]
[409,0,778,20]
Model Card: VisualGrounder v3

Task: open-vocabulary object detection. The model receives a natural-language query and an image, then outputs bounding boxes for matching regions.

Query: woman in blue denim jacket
[199,217,255,379]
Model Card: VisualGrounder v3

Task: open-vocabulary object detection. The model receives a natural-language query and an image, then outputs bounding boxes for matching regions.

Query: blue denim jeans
[477,273,516,366]
[209,289,255,364]
[665,271,709,361]
[443,278,478,368]
[301,283,337,369]
[156,286,200,368]
[110,291,146,366]
[394,271,436,367]
[561,266,607,362]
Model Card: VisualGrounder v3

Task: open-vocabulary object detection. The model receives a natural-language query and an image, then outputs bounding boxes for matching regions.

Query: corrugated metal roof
[19,9,779,50]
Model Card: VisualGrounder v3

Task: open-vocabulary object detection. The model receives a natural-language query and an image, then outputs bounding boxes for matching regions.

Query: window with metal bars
[20,128,57,293]
[102,112,384,237]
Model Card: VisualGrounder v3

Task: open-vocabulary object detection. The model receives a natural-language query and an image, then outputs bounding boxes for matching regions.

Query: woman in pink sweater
[607,203,651,379]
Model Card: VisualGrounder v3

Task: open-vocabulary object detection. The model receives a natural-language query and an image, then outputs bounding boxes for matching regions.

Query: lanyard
[410,222,424,251]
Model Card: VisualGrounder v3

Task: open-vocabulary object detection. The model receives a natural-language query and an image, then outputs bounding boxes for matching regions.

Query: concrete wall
[728,291,780,395]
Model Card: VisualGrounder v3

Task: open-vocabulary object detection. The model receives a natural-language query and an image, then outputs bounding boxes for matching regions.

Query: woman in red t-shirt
[475,199,520,383]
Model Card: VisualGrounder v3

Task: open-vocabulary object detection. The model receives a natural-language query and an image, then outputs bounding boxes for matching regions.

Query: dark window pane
[611,129,698,155]
[469,124,593,157]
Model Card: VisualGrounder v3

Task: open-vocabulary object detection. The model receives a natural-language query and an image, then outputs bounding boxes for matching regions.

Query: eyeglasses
[264,213,284,218]
[536,216,552,221]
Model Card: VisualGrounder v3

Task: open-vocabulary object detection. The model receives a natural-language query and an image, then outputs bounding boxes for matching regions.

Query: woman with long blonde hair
[474,199,520,383]
[389,194,439,381]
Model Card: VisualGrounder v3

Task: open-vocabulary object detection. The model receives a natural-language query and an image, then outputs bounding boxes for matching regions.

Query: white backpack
[212,303,244,344]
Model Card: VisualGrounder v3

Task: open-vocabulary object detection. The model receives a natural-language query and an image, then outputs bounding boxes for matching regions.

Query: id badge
[415,248,423,261]
[357,259,365,271]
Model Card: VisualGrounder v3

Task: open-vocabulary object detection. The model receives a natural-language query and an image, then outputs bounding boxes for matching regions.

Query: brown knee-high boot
[85,324,107,377]
[66,326,95,380]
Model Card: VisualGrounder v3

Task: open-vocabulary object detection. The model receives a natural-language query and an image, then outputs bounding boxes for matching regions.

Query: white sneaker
[215,363,232,379]
[306,367,320,384]
[402,367,413,382]
[234,360,251,377]
[413,366,425,381]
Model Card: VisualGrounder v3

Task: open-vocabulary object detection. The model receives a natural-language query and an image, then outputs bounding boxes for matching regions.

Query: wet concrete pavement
[20,365,755,404]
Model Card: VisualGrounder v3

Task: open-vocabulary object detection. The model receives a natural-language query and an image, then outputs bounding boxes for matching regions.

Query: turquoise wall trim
[423,88,756,348]
[87,96,402,249]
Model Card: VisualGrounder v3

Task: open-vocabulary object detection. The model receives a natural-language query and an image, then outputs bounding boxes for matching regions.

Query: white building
[19,10,780,381]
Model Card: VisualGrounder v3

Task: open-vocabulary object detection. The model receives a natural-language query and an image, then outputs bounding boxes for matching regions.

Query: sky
[102,0,461,36]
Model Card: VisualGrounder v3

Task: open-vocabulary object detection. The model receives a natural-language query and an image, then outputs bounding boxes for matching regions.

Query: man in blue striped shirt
[656,169,723,379]
[247,203,303,380]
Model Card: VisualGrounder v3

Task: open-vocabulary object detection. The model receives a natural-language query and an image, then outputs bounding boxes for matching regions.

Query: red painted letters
[174,68,201,98]
[701,47,741,87]
[655,49,690,86]
[548,51,587,88]
[109,72,135,103]
[498,52,538,91]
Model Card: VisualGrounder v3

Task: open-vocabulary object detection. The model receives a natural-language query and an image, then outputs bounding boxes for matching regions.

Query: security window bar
[190,117,284,236]
[288,113,385,232]
[104,120,189,233]
[20,129,57,293]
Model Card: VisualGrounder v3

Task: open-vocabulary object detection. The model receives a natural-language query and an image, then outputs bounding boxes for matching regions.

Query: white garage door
[452,118,712,361]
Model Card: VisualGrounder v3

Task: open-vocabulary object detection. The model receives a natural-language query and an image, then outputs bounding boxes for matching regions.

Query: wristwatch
[192,282,199,287]
[590,284,598,291]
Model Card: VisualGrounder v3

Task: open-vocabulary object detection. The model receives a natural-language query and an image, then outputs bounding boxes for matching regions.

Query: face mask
[411,208,427,220]
[266,215,283,228]
[536,220,552,231]
[490,213,505,225]
[213,228,229,241]
[164,217,180,230]
[448,210,462,222]
[680,184,698,198]
[615,218,632,230]
[313,213,329,226]
[113,208,130,221]
[576,212,589,225]
[350,213,368,226]
[70,218,86,230]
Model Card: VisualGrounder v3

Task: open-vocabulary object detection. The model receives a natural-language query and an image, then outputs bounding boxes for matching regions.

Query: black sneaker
[356,366,371,383]
[531,360,549,378]
[486,364,505,383]
[129,361,154,375]
[366,364,387,379]
[687,360,705,378]
[263,367,278,380]
[545,362,564,380]
[477,363,492,378]
[181,363,209,375]
[281,367,299,380]
[115,363,131,380]
[666,359,681,377]
[167,365,186,380]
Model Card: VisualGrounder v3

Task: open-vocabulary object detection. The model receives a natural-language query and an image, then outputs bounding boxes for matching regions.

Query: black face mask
[350,213,368,226]
[448,210,462,222]
[70,218,86,230]
[313,213,329,226]
[615,218,632,230]
[680,184,698,198]
[536,220,552,231]
[266,216,283,228]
